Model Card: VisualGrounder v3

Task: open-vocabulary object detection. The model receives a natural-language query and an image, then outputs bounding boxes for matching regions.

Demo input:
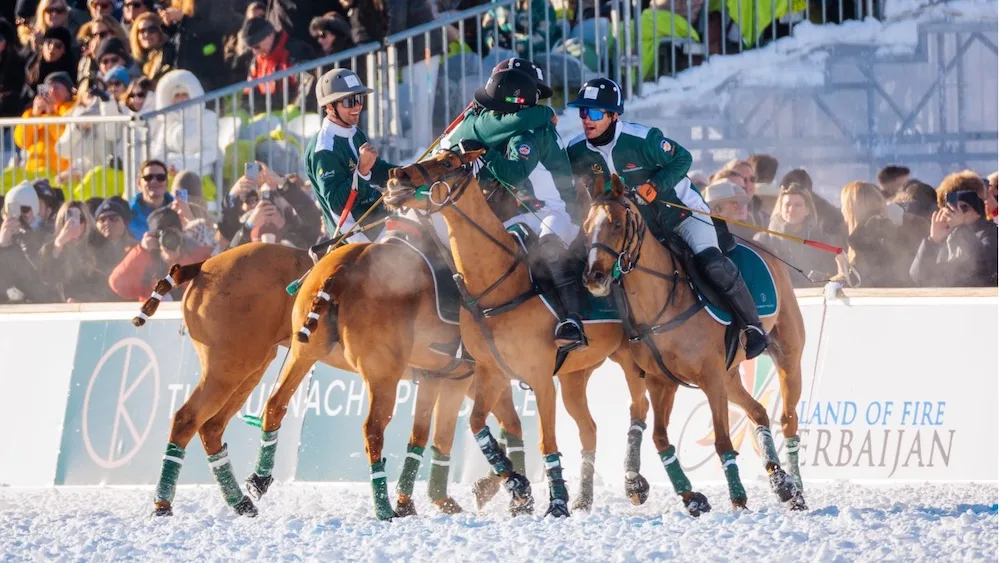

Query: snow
[1,482,995,561]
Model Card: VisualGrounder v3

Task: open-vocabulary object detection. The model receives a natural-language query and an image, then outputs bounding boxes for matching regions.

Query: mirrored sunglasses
[340,95,365,108]
[578,107,605,121]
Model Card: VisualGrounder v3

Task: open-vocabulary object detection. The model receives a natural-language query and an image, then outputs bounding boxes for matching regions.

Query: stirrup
[741,325,769,359]
[554,317,588,351]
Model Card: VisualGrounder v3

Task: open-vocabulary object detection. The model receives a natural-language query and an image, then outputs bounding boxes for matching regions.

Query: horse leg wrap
[754,426,781,470]
[625,419,646,479]
[572,450,596,512]
[370,458,395,520]
[544,453,570,517]
[659,445,692,496]
[253,429,279,479]
[153,442,185,506]
[720,451,747,506]
[396,444,424,500]
[786,435,803,491]
[500,429,526,476]
[427,447,451,501]
[475,427,514,477]
[208,444,254,514]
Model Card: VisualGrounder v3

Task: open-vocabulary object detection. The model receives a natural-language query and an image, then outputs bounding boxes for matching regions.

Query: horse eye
[614,220,623,229]
[443,160,452,169]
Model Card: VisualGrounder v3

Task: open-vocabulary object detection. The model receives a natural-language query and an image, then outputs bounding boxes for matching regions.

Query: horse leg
[534,374,570,518]
[360,358,406,521]
[770,324,808,507]
[198,363,271,517]
[152,349,260,516]
[557,369,597,513]
[385,370,435,517]
[724,368,804,509]
[617,352,651,506]
[246,346,320,501]
[472,381,523,511]
[701,369,748,509]
[469,367,533,516]
[424,375,474,514]
[646,374,711,517]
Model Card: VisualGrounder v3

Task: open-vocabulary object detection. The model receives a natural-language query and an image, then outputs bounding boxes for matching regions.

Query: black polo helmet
[567,77,625,115]
[474,69,538,114]
[491,58,553,100]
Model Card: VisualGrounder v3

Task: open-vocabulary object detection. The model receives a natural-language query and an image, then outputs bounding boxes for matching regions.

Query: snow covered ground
[1,482,995,562]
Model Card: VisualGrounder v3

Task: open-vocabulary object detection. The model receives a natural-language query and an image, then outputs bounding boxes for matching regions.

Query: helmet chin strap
[327,102,353,128]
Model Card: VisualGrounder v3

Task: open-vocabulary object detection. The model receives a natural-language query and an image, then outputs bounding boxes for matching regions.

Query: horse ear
[610,174,626,199]
[389,167,399,179]
[461,148,486,164]
[586,173,605,201]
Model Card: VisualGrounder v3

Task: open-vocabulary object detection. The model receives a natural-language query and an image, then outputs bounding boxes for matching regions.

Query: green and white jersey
[304,118,395,234]
[566,120,703,233]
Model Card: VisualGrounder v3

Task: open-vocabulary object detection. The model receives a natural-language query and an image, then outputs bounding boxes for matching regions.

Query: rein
[589,195,703,389]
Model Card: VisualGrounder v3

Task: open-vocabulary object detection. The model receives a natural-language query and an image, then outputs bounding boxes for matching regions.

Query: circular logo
[82,338,160,469]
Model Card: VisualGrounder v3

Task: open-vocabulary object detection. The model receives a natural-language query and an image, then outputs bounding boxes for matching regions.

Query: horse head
[384,144,486,213]
[582,174,646,297]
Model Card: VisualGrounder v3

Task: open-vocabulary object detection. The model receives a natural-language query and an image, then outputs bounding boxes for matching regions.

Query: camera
[158,229,182,251]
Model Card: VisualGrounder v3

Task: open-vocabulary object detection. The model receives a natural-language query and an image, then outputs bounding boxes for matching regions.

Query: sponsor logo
[348,159,357,171]
[661,139,672,153]
[623,163,641,171]
[517,144,531,158]
[591,163,604,175]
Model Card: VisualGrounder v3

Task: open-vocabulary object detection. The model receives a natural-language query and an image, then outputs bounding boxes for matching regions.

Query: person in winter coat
[837,181,911,288]
[76,16,128,84]
[147,69,218,177]
[39,200,118,302]
[342,0,387,46]
[127,159,173,238]
[0,19,28,119]
[0,181,58,303]
[55,76,125,185]
[121,75,153,113]
[24,25,77,91]
[227,163,322,249]
[109,206,213,301]
[33,179,60,235]
[122,0,154,34]
[910,171,999,287]
[130,12,177,83]
[93,36,141,80]
[778,167,847,249]
[241,17,315,110]
[309,12,355,56]
[91,195,135,276]
[159,0,242,92]
[753,183,837,287]
[25,0,88,53]
[14,70,75,173]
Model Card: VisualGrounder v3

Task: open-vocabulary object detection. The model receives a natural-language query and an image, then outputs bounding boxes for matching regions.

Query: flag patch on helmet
[517,144,531,158]
[661,139,673,153]
[505,96,527,104]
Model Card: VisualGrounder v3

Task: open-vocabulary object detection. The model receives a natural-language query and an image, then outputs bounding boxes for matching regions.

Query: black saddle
[382,216,463,325]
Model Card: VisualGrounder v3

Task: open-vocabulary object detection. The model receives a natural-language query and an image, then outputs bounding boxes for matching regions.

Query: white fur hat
[4,181,39,218]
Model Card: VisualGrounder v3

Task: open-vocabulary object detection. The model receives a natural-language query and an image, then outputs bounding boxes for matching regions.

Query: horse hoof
[545,500,570,518]
[731,497,748,510]
[245,473,273,501]
[787,491,808,512]
[472,475,503,511]
[571,497,593,513]
[395,497,418,518]
[152,503,172,517]
[682,492,712,517]
[233,496,258,517]
[433,497,464,515]
[625,475,650,506]
[768,468,798,504]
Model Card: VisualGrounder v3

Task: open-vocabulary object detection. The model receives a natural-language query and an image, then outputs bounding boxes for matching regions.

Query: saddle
[381,216,462,325]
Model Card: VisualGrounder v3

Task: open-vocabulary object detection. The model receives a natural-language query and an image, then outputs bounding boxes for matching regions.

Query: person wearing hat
[13,69,76,174]
[33,179,60,234]
[25,25,77,89]
[110,205,213,301]
[241,16,314,109]
[566,77,769,359]
[305,67,395,243]
[94,35,139,79]
[441,64,589,350]
[309,11,354,56]
[0,181,58,303]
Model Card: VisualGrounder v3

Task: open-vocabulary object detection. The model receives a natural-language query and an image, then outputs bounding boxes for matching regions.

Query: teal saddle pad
[703,243,779,326]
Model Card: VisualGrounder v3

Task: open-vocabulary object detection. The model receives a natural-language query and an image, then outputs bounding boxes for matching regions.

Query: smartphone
[260,187,273,203]
[245,162,261,182]
[37,84,50,98]
[67,207,80,227]
[176,188,188,202]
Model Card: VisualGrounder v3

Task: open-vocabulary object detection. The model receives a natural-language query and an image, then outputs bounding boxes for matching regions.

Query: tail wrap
[132,262,205,327]
[296,275,339,344]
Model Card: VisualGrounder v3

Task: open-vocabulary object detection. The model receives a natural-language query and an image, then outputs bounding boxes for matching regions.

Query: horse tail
[296,265,349,344]
[132,262,205,327]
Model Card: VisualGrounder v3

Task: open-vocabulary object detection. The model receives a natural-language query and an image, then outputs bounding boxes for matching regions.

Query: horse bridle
[587,193,702,389]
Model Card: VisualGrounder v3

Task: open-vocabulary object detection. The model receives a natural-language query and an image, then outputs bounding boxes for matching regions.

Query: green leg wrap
[659,446,692,496]
[154,442,185,504]
[720,451,747,504]
[207,444,244,507]
[395,444,424,499]
[427,446,451,501]
[501,429,526,476]
[544,452,569,503]
[253,429,279,478]
[370,458,395,520]
[754,426,781,469]
[786,435,803,490]
[625,419,646,478]
[474,428,514,476]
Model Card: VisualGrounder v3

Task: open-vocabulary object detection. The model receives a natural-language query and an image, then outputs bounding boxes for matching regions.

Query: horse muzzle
[583,269,612,297]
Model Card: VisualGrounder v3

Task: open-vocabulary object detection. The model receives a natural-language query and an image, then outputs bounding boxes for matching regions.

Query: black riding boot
[696,247,768,359]
[537,235,588,351]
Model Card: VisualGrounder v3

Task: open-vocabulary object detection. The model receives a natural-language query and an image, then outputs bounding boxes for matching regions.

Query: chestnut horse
[582,175,807,512]
[384,148,651,518]
[139,242,523,518]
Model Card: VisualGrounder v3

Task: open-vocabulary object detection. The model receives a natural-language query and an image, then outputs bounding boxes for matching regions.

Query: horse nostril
[592,271,605,281]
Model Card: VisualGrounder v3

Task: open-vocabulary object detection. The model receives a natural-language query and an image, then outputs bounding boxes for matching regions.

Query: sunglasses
[124,1,144,7]
[312,32,328,40]
[99,56,122,66]
[45,6,68,14]
[93,29,112,39]
[97,213,122,223]
[44,39,65,49]
[578,107,606,121]
[142,173,167,183]
[956,202,973,214]
[340,95,365,108]
[128,90,148,100]
[20,205,34,215]
[139,25,160,35]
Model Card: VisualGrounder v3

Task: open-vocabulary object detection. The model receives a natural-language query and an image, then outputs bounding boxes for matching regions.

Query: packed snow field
[0,481,995,562]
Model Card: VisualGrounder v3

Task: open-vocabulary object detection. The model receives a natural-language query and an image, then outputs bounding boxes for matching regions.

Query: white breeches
[674,215,720,254]
[503,206,579,247]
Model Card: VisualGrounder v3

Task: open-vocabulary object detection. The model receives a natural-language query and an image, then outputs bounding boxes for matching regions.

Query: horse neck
[438,185,529,306]
[622,230,696,326]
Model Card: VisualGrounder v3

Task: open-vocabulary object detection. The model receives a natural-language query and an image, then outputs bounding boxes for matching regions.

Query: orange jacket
[13,101,75,173]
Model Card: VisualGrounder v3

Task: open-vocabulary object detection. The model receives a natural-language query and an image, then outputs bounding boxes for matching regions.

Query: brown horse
[139,242,521,518]
[384,148,649,518]
[581,174,807,512]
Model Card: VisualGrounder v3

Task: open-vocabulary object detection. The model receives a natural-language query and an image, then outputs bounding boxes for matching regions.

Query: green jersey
[566,120,699,233]
[304,119,395,235]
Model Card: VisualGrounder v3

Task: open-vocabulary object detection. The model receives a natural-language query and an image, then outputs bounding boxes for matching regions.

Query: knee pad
[696,248,740,292]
